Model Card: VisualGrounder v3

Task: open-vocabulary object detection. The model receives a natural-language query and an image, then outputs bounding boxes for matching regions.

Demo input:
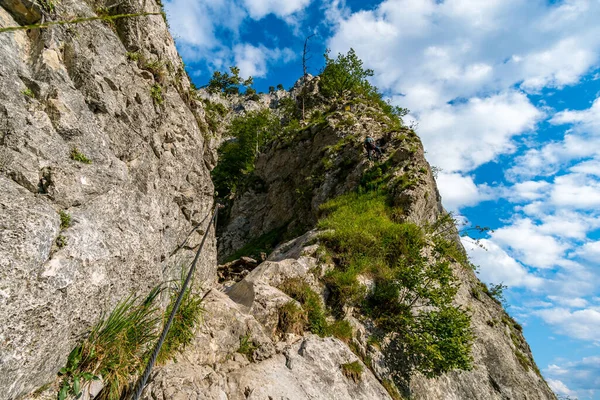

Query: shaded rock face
[0,1,216,398]
[218,98,444,261]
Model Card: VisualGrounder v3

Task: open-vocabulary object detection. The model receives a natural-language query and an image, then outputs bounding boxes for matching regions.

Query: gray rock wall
[0,1,216,398]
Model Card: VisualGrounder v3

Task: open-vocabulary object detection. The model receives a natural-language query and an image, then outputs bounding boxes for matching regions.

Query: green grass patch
[57,275,204,399]
[59,211,71,230]
[70,147,92,164]
[151,83,164,105]
[277,301,308,335]
[279,278,327,336]
[327,320,353,343]
[341,361,363,383]
[317,190,474,378]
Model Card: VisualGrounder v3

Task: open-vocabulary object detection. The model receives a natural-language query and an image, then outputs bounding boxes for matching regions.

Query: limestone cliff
[0,1,216,398]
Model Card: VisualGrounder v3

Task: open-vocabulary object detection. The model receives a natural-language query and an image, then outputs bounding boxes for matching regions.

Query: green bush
[318,191,474,379]
[150,83,163,105]
[278,301,308,335]
[59,211,71,230]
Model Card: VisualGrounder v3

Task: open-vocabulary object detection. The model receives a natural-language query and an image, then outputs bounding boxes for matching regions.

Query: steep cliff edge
[0,1,216,398]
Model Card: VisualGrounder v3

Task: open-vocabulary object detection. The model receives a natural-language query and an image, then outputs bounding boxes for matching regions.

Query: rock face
[0,1,216,398]
[143,249,391,400]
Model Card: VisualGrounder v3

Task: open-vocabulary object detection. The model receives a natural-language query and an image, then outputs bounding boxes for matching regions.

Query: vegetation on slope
[57,275,204,400]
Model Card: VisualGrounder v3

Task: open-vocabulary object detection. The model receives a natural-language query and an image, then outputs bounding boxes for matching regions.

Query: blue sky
[163,0,600,398]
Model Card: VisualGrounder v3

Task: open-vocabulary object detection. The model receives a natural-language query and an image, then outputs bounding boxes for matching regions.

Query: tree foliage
[211,110,279,200]
[320,48,374,98]
[207,66,254,95]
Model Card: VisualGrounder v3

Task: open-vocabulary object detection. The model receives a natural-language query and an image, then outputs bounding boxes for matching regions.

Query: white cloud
[242,0,312,19]
[491,219,568,269]
[574,241,600,264]
[549,173,600,209]
[551,96,600,134]
[233,44,296,78]
[547,296,588,309]
[462,238,545,290]
[546,356,600,397]
[546,379,575,397]
[418,91,543,172]
[535,307,600,342]
[437,173,495,211]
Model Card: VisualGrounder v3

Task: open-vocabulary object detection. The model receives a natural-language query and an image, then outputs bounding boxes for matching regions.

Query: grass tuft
[150,84,164,105]
[70,147,92,164]
[22,88,35,98]
[341,361,363,383]
[59,211,71,230]
[278,301,308,335]
[279,278,327,336]
[237,333,258,362]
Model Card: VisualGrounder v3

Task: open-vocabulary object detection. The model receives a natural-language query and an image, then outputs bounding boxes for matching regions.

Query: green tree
[211,110,279,200]
[207,66,254,95]
[320,48,374,98]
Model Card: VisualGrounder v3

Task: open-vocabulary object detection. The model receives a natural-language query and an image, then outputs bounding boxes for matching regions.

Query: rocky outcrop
[143,244,391,400]
[214,88,555,398]
[0,1,216,398]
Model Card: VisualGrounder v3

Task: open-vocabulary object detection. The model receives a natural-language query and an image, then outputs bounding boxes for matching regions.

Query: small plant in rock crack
[21,88,35,98]
[237,333,258,361]
[151,83,164,105]
[70,147,92,164]
[56,235,67,248]
[59,211,71,229]
[341,361,363,383]
[57,346,100,400]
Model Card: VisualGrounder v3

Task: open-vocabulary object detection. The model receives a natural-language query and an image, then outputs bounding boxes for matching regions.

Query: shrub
[268,86,275,93]
[207,66,253,95]
[276,84,284,91]
[126,52,140,62]
[70,147,92,164]
[318,191,474,379]
[341,361,363,383]
[320,48,373,98]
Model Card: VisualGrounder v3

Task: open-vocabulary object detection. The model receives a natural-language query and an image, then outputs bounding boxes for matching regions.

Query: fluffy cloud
[418,91,543,172]
[546,379,575,397]
[233,44,296,78]
[546,356,600,397]
[491,219,568,269]
[535,307,600,342]
[436,173,495,211]
[242,0,312,19]
[462,238,545,289]
[574,241,600,264]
